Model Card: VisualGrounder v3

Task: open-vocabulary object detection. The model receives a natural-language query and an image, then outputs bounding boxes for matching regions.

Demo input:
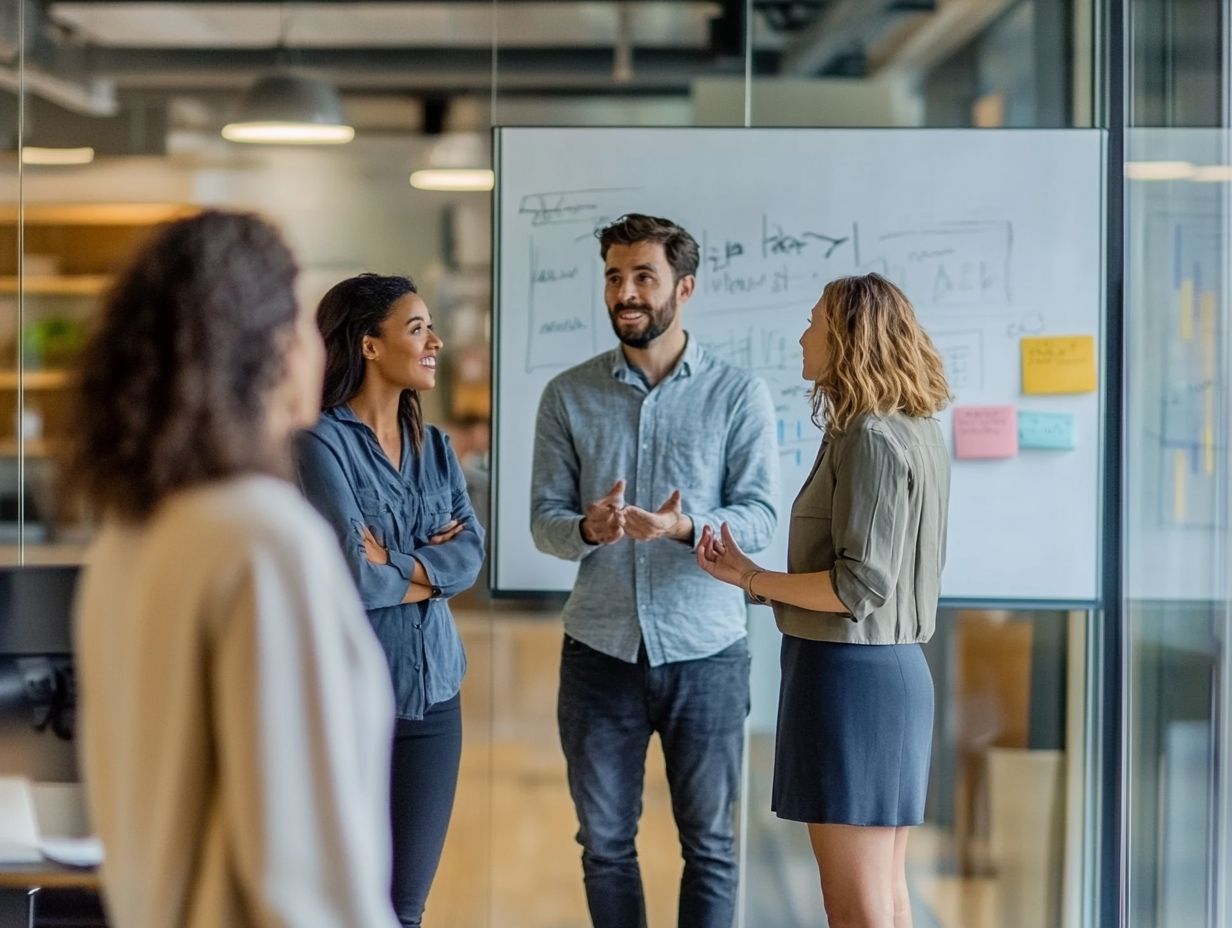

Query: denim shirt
[296,406,485,720]
[531,335,780,666]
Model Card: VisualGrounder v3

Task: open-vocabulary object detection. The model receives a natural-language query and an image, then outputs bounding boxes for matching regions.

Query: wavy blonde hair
[810,273,951,434]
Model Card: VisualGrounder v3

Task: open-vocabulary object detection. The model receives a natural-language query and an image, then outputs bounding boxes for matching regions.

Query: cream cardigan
[75,475,400,928]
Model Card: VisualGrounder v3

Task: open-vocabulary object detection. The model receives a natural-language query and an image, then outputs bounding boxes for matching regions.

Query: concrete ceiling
[0,0,1011,150]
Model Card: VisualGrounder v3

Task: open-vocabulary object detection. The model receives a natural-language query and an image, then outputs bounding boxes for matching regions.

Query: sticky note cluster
[955,406,1081,459]
[952,334,1093,461]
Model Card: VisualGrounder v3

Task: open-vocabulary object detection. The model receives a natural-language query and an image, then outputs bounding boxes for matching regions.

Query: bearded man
[530,213,780,928]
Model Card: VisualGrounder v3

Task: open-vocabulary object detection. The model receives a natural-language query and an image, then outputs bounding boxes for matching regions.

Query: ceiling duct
[781,0,935,76]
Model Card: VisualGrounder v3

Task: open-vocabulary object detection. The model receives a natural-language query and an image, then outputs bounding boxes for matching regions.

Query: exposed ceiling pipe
[0,0,118,117]
[0,64,118,116]
[82,46,729,94]
[878,0,1015,81]
[781,0,934,76]
[613,5,633,83]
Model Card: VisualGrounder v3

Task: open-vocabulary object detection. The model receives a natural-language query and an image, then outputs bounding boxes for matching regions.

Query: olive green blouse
[773,412,950,645]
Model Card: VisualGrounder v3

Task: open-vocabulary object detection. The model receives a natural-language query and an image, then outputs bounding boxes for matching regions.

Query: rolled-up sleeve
[530,382,598,562]
[407,440,486,597]
[829,428,910,622]
[688,378,779,554]
[295,432,414,611]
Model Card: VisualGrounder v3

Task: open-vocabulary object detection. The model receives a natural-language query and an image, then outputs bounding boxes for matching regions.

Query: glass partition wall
[1124,2,1232,927]
[6,1,1230,926]
[0,0,19,566]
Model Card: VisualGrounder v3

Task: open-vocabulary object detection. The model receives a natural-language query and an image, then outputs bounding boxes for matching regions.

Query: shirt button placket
[636,396,652,645]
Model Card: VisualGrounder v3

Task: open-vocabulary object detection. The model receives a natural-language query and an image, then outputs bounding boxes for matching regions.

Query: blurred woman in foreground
[69,210,401,928]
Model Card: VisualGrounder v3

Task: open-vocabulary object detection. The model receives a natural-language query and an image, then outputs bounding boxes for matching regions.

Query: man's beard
[608,295,677,348]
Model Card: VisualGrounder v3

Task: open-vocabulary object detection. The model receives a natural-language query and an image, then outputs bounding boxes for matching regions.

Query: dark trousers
[390,693,462,928]
[558,636,750,928]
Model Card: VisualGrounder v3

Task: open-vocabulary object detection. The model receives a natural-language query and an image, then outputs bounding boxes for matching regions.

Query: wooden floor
[420,609,1039,928]
[429,612,684,927]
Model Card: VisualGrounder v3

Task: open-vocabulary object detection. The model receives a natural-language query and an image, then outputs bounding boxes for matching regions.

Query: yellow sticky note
[1021,335,1097,395]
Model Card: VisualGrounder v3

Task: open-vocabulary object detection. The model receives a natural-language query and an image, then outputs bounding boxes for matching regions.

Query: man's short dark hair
[596,213,699,283]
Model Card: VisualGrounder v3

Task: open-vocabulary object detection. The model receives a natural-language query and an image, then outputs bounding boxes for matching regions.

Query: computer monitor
[0,565,80,782]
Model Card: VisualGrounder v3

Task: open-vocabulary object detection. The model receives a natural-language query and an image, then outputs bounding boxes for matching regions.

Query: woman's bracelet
[743,568,770,605]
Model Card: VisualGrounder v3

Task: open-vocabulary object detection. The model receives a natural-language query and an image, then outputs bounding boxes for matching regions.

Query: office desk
[0,863,100,927]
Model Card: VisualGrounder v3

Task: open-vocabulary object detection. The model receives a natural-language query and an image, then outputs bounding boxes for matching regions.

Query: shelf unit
[0,438,59,458]
[0,370,72,390]
[0,276,110,296]
[0,203,196,545]
[0,203,194,277]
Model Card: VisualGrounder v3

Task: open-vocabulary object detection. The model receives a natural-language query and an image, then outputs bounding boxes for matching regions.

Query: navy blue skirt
[772,636,934,826]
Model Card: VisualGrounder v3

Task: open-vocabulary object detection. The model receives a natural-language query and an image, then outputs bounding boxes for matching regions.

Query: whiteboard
[492,128,1105,603]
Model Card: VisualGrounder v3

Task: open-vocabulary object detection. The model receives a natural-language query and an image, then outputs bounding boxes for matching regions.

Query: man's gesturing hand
[580,479,626,545]
[624,489,693,543]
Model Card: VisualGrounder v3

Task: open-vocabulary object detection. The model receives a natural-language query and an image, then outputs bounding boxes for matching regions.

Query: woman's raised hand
[696,522,759,587]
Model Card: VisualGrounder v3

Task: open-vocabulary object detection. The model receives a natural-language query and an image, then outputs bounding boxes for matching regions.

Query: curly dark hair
[65,209,301,521]
[596,213,699,282]
[315,273,425,452]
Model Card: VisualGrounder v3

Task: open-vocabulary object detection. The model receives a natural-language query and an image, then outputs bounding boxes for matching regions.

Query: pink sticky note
[953,405,1019,459]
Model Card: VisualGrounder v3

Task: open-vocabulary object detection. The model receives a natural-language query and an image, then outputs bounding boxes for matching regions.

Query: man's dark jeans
[558,635,750,928]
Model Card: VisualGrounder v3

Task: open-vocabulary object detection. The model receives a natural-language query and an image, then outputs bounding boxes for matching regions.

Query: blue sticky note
[1018,410,1077,450]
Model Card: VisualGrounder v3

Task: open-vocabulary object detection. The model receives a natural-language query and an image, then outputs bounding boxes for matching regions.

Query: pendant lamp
[222,73,354,145]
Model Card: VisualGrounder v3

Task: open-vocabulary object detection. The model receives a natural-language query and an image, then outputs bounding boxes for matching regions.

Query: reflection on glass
[1125,127,1230,928]
[0,79,18,566]
[16,201,191,562]
[745,609,1079,928]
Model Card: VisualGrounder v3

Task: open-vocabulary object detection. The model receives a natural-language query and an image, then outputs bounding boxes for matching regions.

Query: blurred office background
[0,1,1227,926]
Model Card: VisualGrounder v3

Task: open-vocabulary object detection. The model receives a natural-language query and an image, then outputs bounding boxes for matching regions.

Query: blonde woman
[696,272,951,928]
